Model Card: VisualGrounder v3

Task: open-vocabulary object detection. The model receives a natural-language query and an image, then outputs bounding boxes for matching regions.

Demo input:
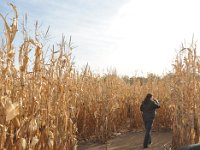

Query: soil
[78,130,172,150]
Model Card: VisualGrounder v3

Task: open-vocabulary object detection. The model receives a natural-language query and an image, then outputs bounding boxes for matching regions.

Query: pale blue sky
[1,0,200,76]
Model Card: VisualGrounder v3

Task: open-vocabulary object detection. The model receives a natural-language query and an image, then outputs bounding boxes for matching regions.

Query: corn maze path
[78,131,172,150]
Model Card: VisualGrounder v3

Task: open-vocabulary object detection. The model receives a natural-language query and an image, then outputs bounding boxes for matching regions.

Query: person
[140,93,160,148]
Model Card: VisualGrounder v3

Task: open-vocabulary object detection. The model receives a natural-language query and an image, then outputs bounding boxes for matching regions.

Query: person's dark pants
[143,120,153,148]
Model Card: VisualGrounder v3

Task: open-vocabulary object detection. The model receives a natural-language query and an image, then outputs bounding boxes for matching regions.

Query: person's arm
[152,99,160,109]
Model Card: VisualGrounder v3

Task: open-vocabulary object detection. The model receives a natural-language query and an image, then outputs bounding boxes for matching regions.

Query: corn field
[0,4,200,150]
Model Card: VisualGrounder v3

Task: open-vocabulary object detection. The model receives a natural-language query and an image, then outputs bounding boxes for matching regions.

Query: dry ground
[78,131,172,150]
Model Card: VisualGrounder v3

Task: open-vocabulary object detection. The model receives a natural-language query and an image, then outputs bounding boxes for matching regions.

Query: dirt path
[78,131,172,150]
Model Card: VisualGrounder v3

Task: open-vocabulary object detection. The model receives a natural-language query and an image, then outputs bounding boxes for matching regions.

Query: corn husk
[17,138,26,150]
[5,101,19,122]
[12,117,20,128]
[30,136,39,148]
[29,119,38,134]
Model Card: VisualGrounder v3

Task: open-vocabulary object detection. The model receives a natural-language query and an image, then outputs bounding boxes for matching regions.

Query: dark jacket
[140,99,160,122]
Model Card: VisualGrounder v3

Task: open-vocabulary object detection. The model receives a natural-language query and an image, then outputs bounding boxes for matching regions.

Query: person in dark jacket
[140,93,160,148]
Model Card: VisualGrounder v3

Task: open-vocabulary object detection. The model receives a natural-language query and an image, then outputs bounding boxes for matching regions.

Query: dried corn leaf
[5,101,19,121]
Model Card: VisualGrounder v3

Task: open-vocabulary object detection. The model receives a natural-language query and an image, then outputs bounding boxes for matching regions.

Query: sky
[1,0,200,77]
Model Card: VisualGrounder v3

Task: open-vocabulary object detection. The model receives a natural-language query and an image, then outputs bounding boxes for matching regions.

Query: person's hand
[154,99,159,103]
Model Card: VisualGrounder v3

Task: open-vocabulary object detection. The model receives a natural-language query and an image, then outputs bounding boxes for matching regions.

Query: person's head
[144,93,153,102]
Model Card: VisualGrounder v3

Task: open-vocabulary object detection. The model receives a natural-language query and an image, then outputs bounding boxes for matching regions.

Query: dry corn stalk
[2,2,198,150]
